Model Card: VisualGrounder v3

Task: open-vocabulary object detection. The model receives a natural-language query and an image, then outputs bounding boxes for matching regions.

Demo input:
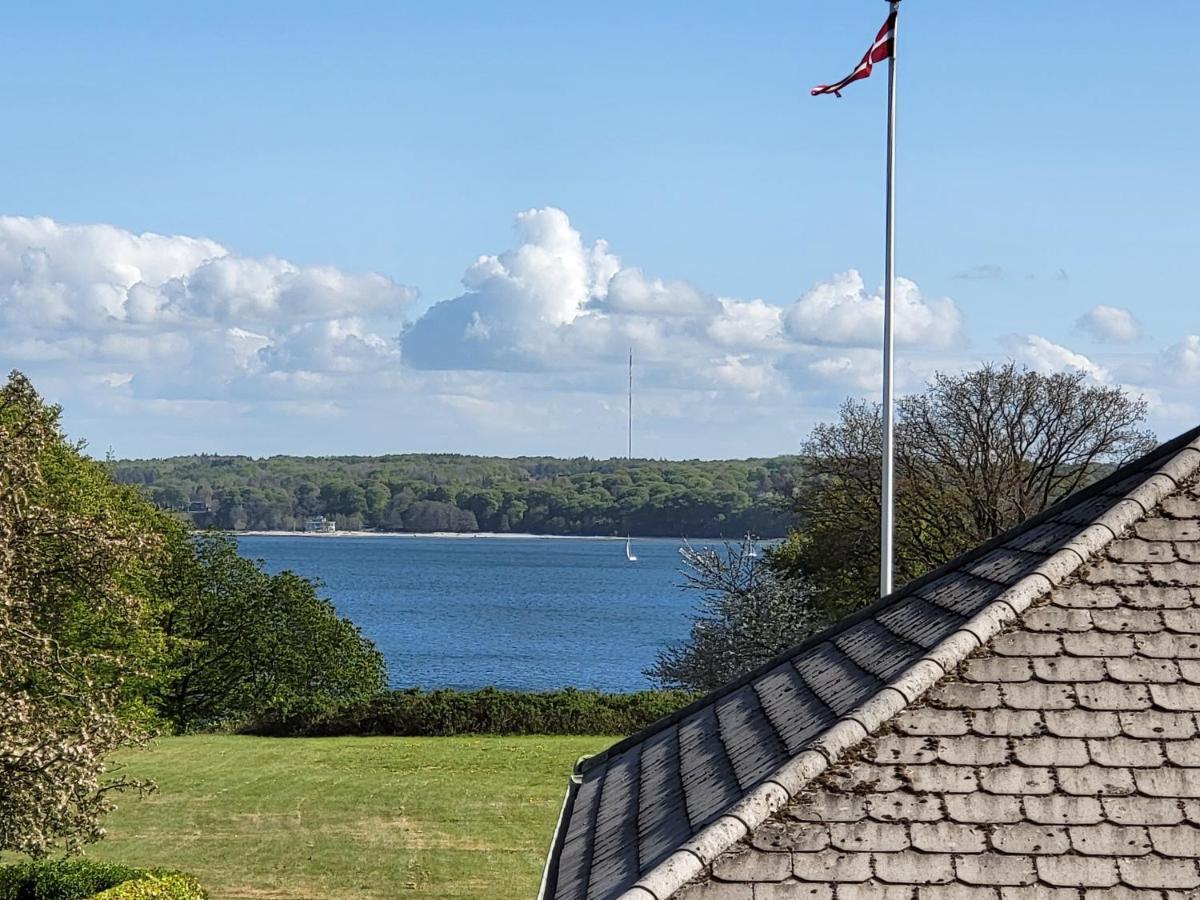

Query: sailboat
[743,532,758,559]
[625,349,638,562]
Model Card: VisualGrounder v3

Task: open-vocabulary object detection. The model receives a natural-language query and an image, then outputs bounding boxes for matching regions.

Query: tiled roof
[539,426,1200,900]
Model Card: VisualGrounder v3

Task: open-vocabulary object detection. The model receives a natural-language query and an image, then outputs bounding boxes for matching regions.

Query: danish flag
[811,10,897,98]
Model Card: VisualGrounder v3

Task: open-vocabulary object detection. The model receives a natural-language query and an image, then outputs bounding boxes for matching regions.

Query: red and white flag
[811,11,896,98]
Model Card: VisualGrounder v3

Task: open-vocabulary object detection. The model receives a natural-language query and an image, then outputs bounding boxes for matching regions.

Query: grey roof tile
[1148,683,1200,711]
[944,794,1023,824]
[636,727,691,873]
[710,847,791,883]
[828,821,909,853]
[1042,710,1120,738]
[1118,710,1196,738]
[1090,608,1164,633]
[960,658,1032,683]
[675,882,753,900]
[1022,796,1104,825]
[954,853,1037,886]
[753,883,832,900]
[1085,736,1164,768]
[1101,795,1186,826]
[928,682,1002,710]
[1035,855,1120,888]
[979,765,1054,796]
[586,747,642,899]
[750,821,829,853]
[792,850,871,883]
[1132,767,1200,798]
[1107,540,1176,564]
[1135,517,1200,541]
[915,573,1006,616]
[989,824,1070,856]
[1148,824,1200,858]
[1105,658,1180,684]
[991,631,1063,657]
[909,822,986,854]
[1148,562,1200,587]
[1031,657,1105,683]
[870,736,937,766]
[834,620,924,683]
[1022,607,1092,632]
[875,598,964,650]
[865,792,944,824]
[1050,584,1121,609]
[792,643,881,713]
[904,764,978,795]
[1082,561,1147,585]
[1062,632,1137,657]
[1118,584,1195,609]
[1164,738,1200,766]
[1012,736,1088,768]
[1116,856,1200,890]
[1180,660,1200,683]
[872,851,955,885]
[1066,823,1151,856]
[894,708,971,737]
[1135,632,1200,658]
[1075,683,1150,711]
[1055,765,1136,797]
[787,793,866,824]
[1163,608,1200,633]
[1162,493,1200,518]
[936,736,1008,767]
[1001,682,1075,711]
[968,710,1043,737]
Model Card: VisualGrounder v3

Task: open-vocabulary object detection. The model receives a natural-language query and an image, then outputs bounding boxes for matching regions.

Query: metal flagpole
[879,0,900,598]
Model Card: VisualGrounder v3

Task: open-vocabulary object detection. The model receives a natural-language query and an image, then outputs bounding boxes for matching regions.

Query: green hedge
[254,687,699,737]
[0,860,205,900]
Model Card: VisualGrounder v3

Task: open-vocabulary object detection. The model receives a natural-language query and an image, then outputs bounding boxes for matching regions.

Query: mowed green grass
[85,734,614,900]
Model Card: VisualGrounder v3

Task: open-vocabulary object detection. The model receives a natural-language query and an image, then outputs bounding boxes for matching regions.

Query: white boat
[625,537,638,562]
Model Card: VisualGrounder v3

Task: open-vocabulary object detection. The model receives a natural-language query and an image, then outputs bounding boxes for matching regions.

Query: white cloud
[1163,336,1200,384]
[0,215,415,392]
[1077,305,1142,343]
[1003,334,1111,383]
[781,269,963,349]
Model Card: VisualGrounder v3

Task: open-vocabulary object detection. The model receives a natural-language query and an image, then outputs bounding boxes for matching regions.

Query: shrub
[92,874,207,900]
[255,687,699,737]
[0,860,203,900]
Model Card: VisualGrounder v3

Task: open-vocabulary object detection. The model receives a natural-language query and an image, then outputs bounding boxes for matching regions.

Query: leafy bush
[256,687,699,737]
[92,874,207,900]
[0,860,203,900]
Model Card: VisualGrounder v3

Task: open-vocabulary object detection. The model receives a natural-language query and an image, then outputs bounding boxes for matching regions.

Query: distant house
[303,515,337,533]
[186,500,210,514]
[540,425,1200,899]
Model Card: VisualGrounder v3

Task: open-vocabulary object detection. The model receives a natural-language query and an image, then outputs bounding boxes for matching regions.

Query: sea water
[237,534,700,692]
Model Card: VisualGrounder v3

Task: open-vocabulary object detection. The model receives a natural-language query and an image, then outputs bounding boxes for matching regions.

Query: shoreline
[237,530,636,540]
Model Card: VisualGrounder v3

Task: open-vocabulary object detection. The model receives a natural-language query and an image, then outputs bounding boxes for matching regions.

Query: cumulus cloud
[1003,334,1111,383]
[403,210,963,388]
[0,215,416,390]
[1076,305,1142,344]
[781,270,963,349]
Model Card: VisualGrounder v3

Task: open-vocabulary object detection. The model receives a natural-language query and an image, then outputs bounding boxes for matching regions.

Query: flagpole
[880,0,900,598]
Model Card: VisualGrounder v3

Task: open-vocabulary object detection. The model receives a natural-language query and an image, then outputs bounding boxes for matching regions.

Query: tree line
[110,452,802,537]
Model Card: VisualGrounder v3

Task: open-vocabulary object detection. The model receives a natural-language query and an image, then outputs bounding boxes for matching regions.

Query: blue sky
[1,1,1197,459]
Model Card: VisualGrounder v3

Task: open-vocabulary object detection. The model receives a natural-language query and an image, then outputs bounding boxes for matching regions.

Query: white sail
[625,538,638,562]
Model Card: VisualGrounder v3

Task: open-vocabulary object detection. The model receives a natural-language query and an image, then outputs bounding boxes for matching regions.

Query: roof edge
[537,774,579,900]
[616,434,1200,900]
[579,422,1200,777]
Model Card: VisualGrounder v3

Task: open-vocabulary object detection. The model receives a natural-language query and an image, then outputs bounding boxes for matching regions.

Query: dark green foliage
[0,860,203,900]
[155,533,387,732]
[109,454,800,538]
[255,687,698,737]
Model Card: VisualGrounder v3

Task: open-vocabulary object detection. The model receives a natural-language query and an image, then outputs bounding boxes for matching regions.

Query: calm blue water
[236,535,698,692]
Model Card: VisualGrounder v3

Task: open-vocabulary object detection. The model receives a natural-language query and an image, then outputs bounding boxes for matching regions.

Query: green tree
[155,532,386,731]
[0,372,158,856]
[651,364,1156,691]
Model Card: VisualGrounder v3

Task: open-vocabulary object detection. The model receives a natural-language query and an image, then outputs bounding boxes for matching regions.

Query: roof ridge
[614,430,1200,900]
[578,423,1200,776]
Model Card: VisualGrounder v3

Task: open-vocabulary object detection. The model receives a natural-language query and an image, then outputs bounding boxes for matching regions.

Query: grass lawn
[82,734,614,900]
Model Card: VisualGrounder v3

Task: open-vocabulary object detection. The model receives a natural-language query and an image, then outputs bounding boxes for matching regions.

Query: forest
[109,453,802,537]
